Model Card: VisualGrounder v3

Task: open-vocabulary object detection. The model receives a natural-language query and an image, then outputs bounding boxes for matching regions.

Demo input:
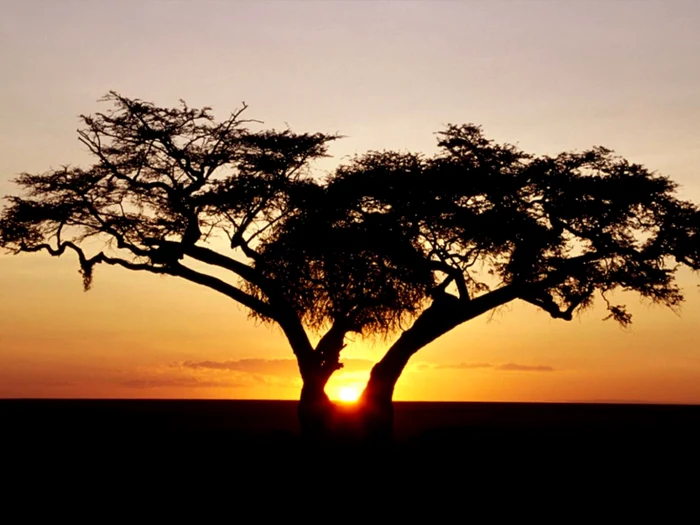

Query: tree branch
[78,134,177,196]
[519,292,574,320]
[429,260,470,301]
[168,263,276,319]
[148,239,265,288]
[314,318,353,377]
[19,240,276,319]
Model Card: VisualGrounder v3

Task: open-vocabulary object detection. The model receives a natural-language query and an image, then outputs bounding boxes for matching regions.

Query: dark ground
[3,398,699,430]
[3,400,698,490]
[3,398,699,445]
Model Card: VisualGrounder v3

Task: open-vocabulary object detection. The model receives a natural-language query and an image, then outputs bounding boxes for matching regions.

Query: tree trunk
[357,337,415,446]
[294,319,353,446]
[275,314,336,445]
[358,287,519,443]
[358,315,450,445]
[297,377,334,445]
[357,386,395,446]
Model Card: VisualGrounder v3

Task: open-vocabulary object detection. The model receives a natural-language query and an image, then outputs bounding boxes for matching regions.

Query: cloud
[37,379,78,387]
[495,363,555,372]
[435,362,494,370]
[565,399,651,404]
[427,362,556,372]
[121,377,243,389]
[178,358,375,376]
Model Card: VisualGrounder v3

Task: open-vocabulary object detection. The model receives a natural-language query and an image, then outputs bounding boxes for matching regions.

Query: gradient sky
[1,0,699,403]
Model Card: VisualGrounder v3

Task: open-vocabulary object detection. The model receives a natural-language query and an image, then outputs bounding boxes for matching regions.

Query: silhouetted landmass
[3,399,698,444]
[4,400,698,489]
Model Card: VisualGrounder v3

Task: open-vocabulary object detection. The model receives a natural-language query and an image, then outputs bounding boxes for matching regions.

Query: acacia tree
[258,124,700,438]
[0,92,427,441]
[2,93,699,444]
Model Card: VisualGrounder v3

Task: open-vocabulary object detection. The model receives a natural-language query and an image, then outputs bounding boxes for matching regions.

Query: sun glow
[338,386,360,403]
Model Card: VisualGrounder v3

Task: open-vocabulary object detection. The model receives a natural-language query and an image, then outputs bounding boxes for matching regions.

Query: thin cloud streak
[121,377,244,389]
[495,363,556,372]
[430,362,557,372]
[435,362,493,370]
[178,358,375,376]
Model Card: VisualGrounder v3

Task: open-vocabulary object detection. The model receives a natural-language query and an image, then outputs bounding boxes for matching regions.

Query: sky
[1,0,699,403]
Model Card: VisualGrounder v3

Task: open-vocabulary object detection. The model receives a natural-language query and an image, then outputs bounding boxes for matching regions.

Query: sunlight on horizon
[337,386,361,403]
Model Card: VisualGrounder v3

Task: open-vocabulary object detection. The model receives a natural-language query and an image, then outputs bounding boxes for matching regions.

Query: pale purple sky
[2,1,699,191]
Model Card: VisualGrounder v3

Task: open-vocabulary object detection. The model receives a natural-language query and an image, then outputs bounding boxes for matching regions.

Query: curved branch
[168,263,276,319]
[77,134,177,197]
[429,260,470,301]
[519,292,575,321]
[314,318,354,378]
[19,241,276,319]
[146,240,263,286]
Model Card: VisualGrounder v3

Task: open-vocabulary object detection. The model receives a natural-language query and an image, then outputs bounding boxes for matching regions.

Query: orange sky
[1,0,699,403]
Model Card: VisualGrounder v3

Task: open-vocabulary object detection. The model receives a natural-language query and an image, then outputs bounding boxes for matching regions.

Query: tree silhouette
[2,94,699,444]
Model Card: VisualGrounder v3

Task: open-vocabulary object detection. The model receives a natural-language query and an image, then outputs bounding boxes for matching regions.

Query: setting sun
[338,386,360,403]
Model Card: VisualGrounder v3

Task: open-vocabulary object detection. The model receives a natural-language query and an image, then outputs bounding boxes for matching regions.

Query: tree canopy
[267,123,700,331]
